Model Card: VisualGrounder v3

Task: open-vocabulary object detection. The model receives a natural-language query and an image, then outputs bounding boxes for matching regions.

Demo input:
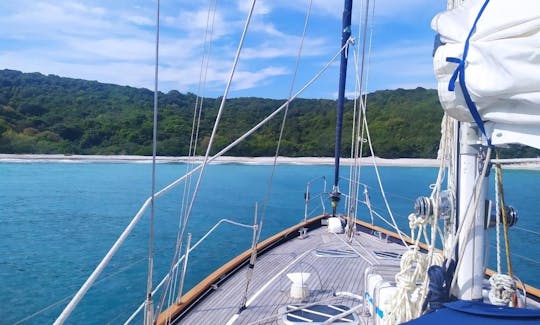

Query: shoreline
[0,154,439,167]
[1,154,539,169]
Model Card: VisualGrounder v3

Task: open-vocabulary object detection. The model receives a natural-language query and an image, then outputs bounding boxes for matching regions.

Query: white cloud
[0,0,444,98]
[66,38,154,61]
[236,0,272,16]
[164,7,236,40]
[3,1,116,39]
[242,36,327,60]
[367,41,436,90]
[125,15,154,26]
[373,0,445,21]
[232,66,289,91]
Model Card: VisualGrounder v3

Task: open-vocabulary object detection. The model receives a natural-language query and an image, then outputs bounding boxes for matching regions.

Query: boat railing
[302,174,408,238]
[336,180,411,238]
[304,176,328,221]
[124,218,257,324]
[53,162,210,324]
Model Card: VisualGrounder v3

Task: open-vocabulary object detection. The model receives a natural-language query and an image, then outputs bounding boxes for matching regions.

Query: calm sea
[1,162,539,324]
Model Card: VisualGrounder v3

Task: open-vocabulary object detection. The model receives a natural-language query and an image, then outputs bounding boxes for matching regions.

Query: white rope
[410,116,455,317]
[361,116,408,247]
[488,162,520,307]
[488,273,516,306]
[436,115,455,259]
[383,115,453,321]
[347,33,408,247]
[383,249,444,324]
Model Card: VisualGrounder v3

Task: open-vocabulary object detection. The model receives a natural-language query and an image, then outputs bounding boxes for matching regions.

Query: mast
[454,123,488,300]
[331,0,353,216]
[443,0,488,301]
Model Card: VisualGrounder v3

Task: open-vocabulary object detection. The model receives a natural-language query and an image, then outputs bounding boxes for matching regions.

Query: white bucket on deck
[327,217,343,233]
[287,272,311,300]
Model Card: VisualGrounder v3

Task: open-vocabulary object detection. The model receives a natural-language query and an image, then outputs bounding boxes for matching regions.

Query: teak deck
[161,217,406,324]
[158,216,540,324]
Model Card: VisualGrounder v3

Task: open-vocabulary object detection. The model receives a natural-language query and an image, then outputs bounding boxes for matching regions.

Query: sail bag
[432,0,540,148]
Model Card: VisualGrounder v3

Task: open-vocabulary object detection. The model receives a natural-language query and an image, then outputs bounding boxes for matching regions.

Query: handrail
[304,176,327,221]
[124,219,256,324]
[55,39,350,324]
[155,215,326,325]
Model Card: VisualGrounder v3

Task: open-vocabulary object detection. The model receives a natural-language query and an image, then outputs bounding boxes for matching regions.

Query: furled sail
[432,0,540,149]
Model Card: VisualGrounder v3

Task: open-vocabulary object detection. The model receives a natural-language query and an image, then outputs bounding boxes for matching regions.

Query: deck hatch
[313,249,357,258]
[280,304,359,324]
[373,250,402,259]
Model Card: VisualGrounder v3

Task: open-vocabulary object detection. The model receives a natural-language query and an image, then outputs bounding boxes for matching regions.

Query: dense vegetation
[0,69,536,158]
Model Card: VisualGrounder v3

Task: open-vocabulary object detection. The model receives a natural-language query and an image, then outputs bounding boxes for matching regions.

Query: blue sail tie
[446,0,492,146]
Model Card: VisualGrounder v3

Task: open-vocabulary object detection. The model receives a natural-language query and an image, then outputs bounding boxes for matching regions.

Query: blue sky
[0,0,446,99]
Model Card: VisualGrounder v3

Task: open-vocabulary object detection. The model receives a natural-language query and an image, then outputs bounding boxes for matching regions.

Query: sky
[0,0,447,99]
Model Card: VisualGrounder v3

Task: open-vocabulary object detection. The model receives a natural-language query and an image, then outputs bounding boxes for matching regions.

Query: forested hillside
[0,69,536,158]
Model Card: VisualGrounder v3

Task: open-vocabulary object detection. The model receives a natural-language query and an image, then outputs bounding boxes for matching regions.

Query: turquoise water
[1,162,538,324]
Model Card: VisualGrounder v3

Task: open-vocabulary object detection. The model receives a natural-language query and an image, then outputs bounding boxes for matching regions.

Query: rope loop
[488,273,517,306]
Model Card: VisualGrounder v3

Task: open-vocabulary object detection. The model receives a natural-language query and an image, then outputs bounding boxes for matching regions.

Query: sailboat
[53,0,540,324]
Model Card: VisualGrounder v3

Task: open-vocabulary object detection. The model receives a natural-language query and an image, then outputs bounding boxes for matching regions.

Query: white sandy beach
[0,154,440,167]
[1,154,540,169]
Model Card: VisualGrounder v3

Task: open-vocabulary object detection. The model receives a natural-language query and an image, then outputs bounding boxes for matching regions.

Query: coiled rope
[383,249,444,324]
[488,154,518,306]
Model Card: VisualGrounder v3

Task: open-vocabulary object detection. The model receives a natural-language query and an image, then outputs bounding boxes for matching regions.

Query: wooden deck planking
[177,223,405,324]
[178,232,320,324]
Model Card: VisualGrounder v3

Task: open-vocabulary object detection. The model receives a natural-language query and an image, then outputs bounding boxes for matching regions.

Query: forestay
[432,0,540,148]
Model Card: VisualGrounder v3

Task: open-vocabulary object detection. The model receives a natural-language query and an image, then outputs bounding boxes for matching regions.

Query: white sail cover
[432,0,540,149]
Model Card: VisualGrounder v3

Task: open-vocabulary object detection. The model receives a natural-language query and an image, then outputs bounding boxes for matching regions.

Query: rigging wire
[17,252,157,325]
[169,0,218,311]
[346,0,363,235]
[125,219,257,324]
[356,0,377,222]
[238,0,314,311]
[145,0,160,323]
[55,24,350,325]
[513,226,540,236]
[348,0,376,235]
[344,0,408,247]
[257,0,313,238]
[154,0,258,318]
[356,91,409,247]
